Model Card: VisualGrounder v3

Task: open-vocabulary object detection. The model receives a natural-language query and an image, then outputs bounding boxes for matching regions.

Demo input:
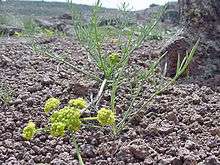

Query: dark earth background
[0,1,219,165]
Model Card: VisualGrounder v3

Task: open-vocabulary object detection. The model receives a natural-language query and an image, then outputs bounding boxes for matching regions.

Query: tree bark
[161,0,220,84]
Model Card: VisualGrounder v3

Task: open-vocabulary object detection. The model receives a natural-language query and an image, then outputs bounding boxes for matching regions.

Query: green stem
[116,85,142,133]
[116,52,167,133]
[128,39,200,119]
[81,117,98,121]
[110,81,118,113]
[72,134,85,165]
[37,126,50,133]
[110,8,164,115]
[112,122,117,136]
[138,78,176,112]
[32,45,102,82]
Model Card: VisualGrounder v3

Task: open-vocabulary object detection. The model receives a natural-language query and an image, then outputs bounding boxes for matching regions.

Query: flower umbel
[50,106,81,132]
[44,98,60,113]
[22,121,37,140]
[97,108,115,126]
[68,98,86,109]
[50,122,65,137]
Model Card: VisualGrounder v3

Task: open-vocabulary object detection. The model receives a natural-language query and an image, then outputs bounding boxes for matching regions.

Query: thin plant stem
[81,117,98,121]
[32,44,102,82]
[116,52,167,132]
[131,39,200,121]
[72,134,84,165]
[110,6,167,113]
[116,39,199,133]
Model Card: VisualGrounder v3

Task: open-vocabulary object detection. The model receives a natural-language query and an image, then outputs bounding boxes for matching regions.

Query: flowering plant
[22,97,115,164]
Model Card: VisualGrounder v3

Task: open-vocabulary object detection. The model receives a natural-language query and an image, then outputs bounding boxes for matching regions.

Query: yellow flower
[22,121,37,140]
[97,108,115,126]
[50,106,81,132]
[68,98,86,109]
[50,122,65,137]
[44,98,60,113]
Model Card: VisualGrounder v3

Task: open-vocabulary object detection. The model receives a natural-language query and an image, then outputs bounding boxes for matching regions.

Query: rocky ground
[0,36,219,165]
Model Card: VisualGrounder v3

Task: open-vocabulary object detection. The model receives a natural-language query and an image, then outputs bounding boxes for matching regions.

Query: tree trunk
[161,0,220,85]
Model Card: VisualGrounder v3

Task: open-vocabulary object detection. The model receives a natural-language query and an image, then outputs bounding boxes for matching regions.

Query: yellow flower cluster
[22,121,37,140]
[97,108,115,126]
[22,97,116,141]
[50,122,65,137]
[68,98,86,109]
[50,106,81,135]
[44,98,60,113]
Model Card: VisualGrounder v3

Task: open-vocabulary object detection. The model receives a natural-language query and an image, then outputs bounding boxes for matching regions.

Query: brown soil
[0,36,219,165]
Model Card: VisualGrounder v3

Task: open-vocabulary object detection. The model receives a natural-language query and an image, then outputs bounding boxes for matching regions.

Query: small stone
[22,141,30,147]
[146,123,158,135]
[32,146,41,154]
[6,156,18,164]
[55,145,64,152]
[129,145,148,160]
[2,132,12,139]
[29,149,35,155]
[59,152,70,160]
[28,159,35,164]
[91,138,98,145]
[2,54,13,63]
[42,76,53,86]
[159,157,179,165]
[107,157,112,162]
[192,95,201,105]
[45,153,52,163]
[26,97,34,106]
[27,85,42,93]
[183,155,197,165]
[23,153,31,161]
[210,127,220,137]
[18,93,30,99]
[16,152,24,160]
[14,142,22,150]
[178,147,190,157]
[4,139,13,148]
[204,156,220,165]
[81,144,95,158]
[158,124,174,134]
[51,158,65,165]
[167,147,178,156]
[144,157,154,165]
[13,98,22,105]
[190,114,202,123]
[172,157,183,165]
[0,146,7,154]
[50,139,57,147]
[39,135,47,142]
[166,111,177,122]
[96,160,108,164]
[33,155,44,163]
[185,140,196,150]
